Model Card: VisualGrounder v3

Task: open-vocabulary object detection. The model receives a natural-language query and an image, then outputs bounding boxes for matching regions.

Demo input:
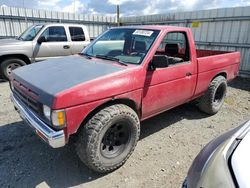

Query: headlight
[43,105,66,128]
[51,110,66,127]
[43,105,51,120]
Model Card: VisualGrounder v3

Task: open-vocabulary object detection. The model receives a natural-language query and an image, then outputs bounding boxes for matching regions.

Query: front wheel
[0,58,26,80]
[198,76,227,115]
[76,104,140,173]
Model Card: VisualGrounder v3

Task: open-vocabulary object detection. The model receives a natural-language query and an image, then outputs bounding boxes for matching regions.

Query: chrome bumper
[10,93,66,148]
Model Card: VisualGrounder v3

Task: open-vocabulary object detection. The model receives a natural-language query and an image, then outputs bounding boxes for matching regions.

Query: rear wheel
[198,76,227,115]
[76,104,140,173]
[0,58,26,80]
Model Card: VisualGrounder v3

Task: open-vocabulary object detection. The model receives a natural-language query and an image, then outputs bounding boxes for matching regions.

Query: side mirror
[37,36,46,44]
[148,55,169,70]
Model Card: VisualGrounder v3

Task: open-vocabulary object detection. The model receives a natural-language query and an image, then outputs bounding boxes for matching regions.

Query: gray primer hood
[12,55,124,106]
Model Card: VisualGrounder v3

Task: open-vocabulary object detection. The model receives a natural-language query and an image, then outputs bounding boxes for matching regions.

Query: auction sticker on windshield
[133,30,153,37]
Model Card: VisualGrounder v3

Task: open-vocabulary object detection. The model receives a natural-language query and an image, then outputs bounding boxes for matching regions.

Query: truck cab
[0,23,90,80]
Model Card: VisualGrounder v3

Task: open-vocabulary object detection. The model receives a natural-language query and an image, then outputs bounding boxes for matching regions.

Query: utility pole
[116,4,120,26]
[23,0,28,27]
[74,0,76,19]
[74,0,76,13]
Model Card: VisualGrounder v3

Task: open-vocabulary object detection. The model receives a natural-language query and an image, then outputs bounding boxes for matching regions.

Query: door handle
[186,72,192,76]
[63,45,70,49]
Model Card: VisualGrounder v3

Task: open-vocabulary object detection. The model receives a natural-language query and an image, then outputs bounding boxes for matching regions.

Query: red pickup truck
[10,25,240,173]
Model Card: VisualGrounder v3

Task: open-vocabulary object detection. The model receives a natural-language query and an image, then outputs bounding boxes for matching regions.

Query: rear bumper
[10,93,66,148]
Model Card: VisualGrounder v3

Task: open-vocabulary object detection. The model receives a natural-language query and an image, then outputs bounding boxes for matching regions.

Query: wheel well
[79,99,140,131]
[0,54,31,65]
[109,99,139,115]
[211,72,227,81]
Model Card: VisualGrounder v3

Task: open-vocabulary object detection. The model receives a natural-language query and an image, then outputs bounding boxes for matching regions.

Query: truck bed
[194,49,240,97]
[196,49,230,58]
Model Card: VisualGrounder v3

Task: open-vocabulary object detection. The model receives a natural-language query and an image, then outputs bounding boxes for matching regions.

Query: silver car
[183,119,250,188]
[0,23,90,80]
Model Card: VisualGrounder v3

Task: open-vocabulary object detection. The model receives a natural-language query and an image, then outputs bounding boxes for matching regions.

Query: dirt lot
[0,77,250,188]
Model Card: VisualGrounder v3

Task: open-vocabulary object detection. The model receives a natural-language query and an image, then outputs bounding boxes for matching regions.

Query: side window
[69,27,85,41]
[40,26,67,42]
[156,31,190,65]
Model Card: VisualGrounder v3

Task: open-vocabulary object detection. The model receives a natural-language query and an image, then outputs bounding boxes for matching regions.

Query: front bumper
[10,93,65,148]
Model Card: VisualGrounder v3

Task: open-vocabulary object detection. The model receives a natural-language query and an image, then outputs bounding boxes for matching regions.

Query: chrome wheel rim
[6,63,21,76]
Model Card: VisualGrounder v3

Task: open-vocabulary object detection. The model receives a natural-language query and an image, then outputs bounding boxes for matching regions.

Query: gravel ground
[0,77,250,188]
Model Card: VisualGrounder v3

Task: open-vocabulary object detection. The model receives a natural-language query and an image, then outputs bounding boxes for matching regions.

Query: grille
[13,80,40,114]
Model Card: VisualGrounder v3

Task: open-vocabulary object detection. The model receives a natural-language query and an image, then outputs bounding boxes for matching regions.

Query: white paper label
[133,30,153,37]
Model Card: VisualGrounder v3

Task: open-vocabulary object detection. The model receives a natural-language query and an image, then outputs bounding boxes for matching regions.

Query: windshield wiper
[17,36,23,41]
[95,55,128,66]
[80,53,92,59]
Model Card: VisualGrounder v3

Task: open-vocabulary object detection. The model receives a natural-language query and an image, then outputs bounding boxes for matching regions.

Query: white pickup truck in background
[0,23,91,80]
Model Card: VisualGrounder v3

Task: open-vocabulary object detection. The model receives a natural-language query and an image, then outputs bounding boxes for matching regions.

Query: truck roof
[112,25,190,31]
[34,23,88,27]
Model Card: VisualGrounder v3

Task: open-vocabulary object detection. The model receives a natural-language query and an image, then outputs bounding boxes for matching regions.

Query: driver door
[33,26,72,61]
[142,31,197,119]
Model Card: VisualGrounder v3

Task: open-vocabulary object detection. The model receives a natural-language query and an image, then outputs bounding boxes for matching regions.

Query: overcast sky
[1,0,250,16]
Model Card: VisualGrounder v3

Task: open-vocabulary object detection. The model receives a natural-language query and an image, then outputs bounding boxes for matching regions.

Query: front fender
[64,89,142,140]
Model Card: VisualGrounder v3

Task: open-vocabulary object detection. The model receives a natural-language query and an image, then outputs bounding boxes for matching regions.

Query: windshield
[82,28,160,65]
[18,25,44,41]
